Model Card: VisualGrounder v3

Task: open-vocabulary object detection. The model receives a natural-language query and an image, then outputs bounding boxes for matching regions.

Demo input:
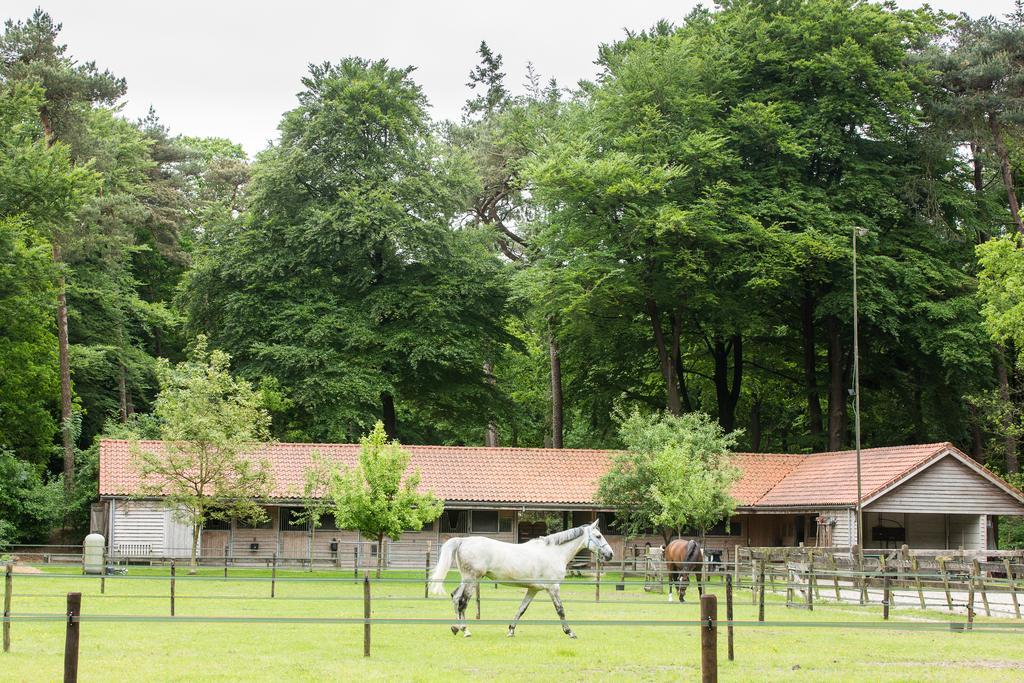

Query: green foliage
[598,410,740,541]
[182,57,513,442]
[133,336,273,569]
[1000,472,1024,549]
[331,422,443,576]
[977,237,1024,348]
[0,449,64,544]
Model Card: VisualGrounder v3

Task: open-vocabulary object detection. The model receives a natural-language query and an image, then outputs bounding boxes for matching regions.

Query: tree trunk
[189,522,200,575]
[646,299,681,415]
[801,292,823,439]
[749,397,762,452]
[381,392,397,440]
[54,242,75,494]
[711,335,742,433]
[118,363,128,423]
[376,533,385,579]
[825,316,847,451]
[989,117,1024,235]
[549,331,563,449]
[996,350,1020,473]
[483,361,498,446]
[970,141,990,243]
[670,311,693,412]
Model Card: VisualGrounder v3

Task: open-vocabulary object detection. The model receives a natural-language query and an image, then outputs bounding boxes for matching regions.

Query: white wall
[111,500,192,556]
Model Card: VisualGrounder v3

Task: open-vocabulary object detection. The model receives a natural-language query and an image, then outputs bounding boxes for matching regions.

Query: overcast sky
[4,1,1018,156]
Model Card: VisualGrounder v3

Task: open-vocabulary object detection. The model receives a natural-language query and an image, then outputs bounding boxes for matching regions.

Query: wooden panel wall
[869,455,1024,514]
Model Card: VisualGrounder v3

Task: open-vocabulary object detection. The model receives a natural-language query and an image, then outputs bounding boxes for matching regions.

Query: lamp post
[852,227,869,549]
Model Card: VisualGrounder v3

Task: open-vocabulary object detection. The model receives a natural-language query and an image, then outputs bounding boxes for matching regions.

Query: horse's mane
[540,525,586,546]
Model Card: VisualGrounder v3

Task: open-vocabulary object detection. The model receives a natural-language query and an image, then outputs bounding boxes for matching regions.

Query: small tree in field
[289,452,335,570]
[133,337,273,572]
[331,422,443,577]
[598,410,740,543]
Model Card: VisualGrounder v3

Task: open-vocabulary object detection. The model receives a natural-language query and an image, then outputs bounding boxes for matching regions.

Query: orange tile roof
[97,439,964,508]
[99,440,614,505]
[754,443,950,507]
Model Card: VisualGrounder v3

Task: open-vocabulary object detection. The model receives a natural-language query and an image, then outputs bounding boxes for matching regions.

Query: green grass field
[2,566,1022,681]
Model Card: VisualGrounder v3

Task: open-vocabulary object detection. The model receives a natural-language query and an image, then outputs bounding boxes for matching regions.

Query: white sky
[4,0,1018,156]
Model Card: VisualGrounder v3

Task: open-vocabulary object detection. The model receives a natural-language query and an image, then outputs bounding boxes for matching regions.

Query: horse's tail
[430,537,462,596]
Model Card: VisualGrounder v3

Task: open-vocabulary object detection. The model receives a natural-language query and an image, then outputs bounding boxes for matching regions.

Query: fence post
[971,559,989,617]
[807,561,814,612]
[725,574,734,662]
[967,576,975,631]
[757,559,765,623]
[911,554,925,609]
[1003,559,1021,619]
[271,553,277,599]
[100,548,105,595]
[808,549,818,601]
[353,546,358,579]
[854,545,867,606]
[700,593,718,683]
[828,553,840,602]
[595,555,601,603]
[938,557,953,611]
[882,573,890,621]
[424,542,431,599]
[224,553,228,580]
[170,560,176,617]
[879,555,889,618]
[363,573,371,657]
[3,565,11,655]
[64,592,81,683]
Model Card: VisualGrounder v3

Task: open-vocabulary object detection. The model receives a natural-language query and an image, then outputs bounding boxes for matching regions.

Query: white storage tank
[83,533,105,574]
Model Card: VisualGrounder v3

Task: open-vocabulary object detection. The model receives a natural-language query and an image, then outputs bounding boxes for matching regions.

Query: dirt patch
[11,564,43,574]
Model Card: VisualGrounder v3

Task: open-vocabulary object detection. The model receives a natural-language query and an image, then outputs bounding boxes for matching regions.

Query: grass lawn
[2,565,1022,681]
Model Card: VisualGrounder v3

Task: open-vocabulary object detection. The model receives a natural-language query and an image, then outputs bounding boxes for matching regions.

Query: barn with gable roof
[96,439,1024,564]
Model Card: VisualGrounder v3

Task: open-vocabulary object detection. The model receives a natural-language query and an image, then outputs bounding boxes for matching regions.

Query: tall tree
[183,58,513,441]
[0,10,125,492]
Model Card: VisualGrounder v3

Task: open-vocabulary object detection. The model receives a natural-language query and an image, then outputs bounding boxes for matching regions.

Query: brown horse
[665,539,704,602]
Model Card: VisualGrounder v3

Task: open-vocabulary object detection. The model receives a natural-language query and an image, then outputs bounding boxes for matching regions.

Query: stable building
[96,440,1024,563]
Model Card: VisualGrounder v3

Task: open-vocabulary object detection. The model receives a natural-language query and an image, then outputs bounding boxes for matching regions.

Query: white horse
[430,519,614,638]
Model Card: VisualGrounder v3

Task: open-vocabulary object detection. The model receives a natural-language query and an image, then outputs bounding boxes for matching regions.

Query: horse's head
[586,520,614,562]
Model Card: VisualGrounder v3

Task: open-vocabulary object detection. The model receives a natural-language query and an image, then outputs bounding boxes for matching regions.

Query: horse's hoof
[450,625,459,635]
[567,631,578,639]
[507,628,515,638]
[463,631,472,638]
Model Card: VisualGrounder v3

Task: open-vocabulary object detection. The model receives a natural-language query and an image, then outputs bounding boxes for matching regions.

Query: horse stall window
[279,507,309,531]
[572,511,593,527]
[706,518,742,536]
[471,510,499,533]
[439,510,468,533]
[597,511,621,535]
[236,507,274,530]
[204,518,230,531]
[499,511,514,532]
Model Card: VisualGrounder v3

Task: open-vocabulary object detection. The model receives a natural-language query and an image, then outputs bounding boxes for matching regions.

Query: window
[704,518,742,537]
[471,510,499,533]
[572,511,592,527]
[596,512,621,536]
[499,511,513,533]
[439,510,468,533]
[204,518,230,531]
[236,507,274,530]
[280,508,308,531]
